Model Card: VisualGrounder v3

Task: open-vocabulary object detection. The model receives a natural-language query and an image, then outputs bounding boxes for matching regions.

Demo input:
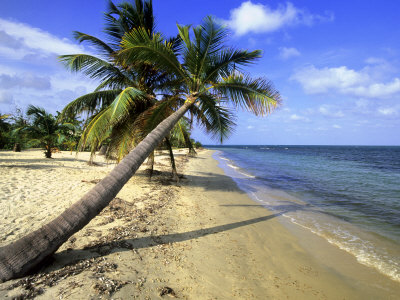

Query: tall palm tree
[0,17,281,282]
[59,0,195,175]
[59,0,160,160]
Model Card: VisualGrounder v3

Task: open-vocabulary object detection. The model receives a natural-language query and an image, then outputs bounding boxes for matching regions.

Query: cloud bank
[291,65,400,99]
[0,18,96,113]
[225,1,333,36]
[0,18,84,60]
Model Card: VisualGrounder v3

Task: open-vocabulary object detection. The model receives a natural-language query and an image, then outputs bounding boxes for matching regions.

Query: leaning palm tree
[0,16,281,282]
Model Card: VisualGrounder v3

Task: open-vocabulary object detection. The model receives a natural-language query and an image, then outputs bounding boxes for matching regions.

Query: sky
[0,0,399,145]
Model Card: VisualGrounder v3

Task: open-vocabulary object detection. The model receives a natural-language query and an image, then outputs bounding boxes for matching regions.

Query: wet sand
[0,149,399,299]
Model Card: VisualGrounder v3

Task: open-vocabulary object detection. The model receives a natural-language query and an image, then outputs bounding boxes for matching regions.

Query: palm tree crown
[118,16,281,141]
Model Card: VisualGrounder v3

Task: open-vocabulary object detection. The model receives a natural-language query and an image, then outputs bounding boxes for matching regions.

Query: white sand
[0,148,399,299]
[0,149,117,246]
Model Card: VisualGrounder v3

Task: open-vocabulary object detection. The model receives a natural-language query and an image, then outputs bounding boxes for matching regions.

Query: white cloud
[378,107,398,116]
[0,18,84,58]
[279,47,300,60]
[365,57,386,65]
[225,1,333,36]
[289,113,310,122]
[332,124,341,129]
[319,105,345,118]
[291,65,400,99]
[0,19,98,114]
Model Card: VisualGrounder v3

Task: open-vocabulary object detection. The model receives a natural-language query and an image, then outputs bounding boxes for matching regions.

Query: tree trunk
[164,137,179,182]
[0,100,194,282]
[45,145,52,159]
[145,151,155,180]
[13,143,21,152]
[99,145,107,155]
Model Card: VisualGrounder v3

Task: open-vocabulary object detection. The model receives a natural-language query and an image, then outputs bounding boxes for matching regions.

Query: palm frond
[195,16,227,77]
[138,96,181,133]
[72,31,115,55]
[78,107,113,153]
[204,49,262,83]
[109,87,150,121]
[104,0,155,46]
[119,28,187,81]
[94,76,134,92]
[212,73,281,116]
[59,89,122,120]
[59,54,124,82]
[195,94,236,143]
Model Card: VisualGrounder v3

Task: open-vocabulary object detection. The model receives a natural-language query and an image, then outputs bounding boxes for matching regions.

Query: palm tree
[0,114,11,149]
[60,0,201,180]
[0,16,281,282]
[59,0,181,162]
[23,106,77,158]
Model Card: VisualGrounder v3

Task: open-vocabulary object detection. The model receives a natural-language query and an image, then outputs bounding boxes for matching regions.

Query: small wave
[237,170,256,178]
[247,188,400,283]
[286,216,400,283]
[226,163,256,178]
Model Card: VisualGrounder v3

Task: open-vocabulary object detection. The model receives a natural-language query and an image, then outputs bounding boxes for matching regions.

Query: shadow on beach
[47,211,287,274]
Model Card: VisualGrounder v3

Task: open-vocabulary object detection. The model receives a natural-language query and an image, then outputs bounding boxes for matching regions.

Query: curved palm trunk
[0,100,194,282]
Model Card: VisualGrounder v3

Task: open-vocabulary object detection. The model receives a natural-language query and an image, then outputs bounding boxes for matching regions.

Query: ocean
[208,145,400,282]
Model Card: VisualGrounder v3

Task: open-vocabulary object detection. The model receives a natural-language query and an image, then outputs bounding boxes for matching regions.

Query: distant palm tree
[0,16,281,282]
[23,106,77,158]
[0,114,11,149]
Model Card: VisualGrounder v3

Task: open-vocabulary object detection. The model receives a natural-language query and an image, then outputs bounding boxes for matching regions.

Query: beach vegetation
[0,114,11,149]
[0,108,30,151]
[20,105,80,158]
[0,4,281,282]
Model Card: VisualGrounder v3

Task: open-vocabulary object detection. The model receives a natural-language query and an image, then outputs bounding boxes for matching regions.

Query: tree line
[0,107,202,159]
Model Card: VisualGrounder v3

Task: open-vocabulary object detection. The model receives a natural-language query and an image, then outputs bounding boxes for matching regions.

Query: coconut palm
[59,0,191,171]
[22,106,77,158]
[58,0,159,158]
[0,16,281,282]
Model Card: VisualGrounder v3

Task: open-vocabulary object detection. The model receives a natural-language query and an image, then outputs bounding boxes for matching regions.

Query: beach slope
[0,149,399,299]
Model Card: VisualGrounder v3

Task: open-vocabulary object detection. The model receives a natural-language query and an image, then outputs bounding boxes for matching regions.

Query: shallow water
[209,145,400,282]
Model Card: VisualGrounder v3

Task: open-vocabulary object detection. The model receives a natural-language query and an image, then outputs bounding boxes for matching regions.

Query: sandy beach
[0,149,399,299]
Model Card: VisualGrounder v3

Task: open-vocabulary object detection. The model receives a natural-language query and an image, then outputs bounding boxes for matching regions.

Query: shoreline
[0,149,399,298]
[212,148,400,284]
[174,149,400,299]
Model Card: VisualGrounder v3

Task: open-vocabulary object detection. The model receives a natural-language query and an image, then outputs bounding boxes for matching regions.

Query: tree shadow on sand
[49,211,287,271]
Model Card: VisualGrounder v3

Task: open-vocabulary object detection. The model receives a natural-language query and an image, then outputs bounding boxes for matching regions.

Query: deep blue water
[207,145,400,282]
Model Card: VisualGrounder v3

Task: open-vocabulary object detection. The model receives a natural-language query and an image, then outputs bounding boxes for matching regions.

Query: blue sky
[0,0,399,145]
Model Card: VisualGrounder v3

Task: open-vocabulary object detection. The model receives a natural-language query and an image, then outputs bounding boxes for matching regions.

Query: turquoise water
[209,145,400,282]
